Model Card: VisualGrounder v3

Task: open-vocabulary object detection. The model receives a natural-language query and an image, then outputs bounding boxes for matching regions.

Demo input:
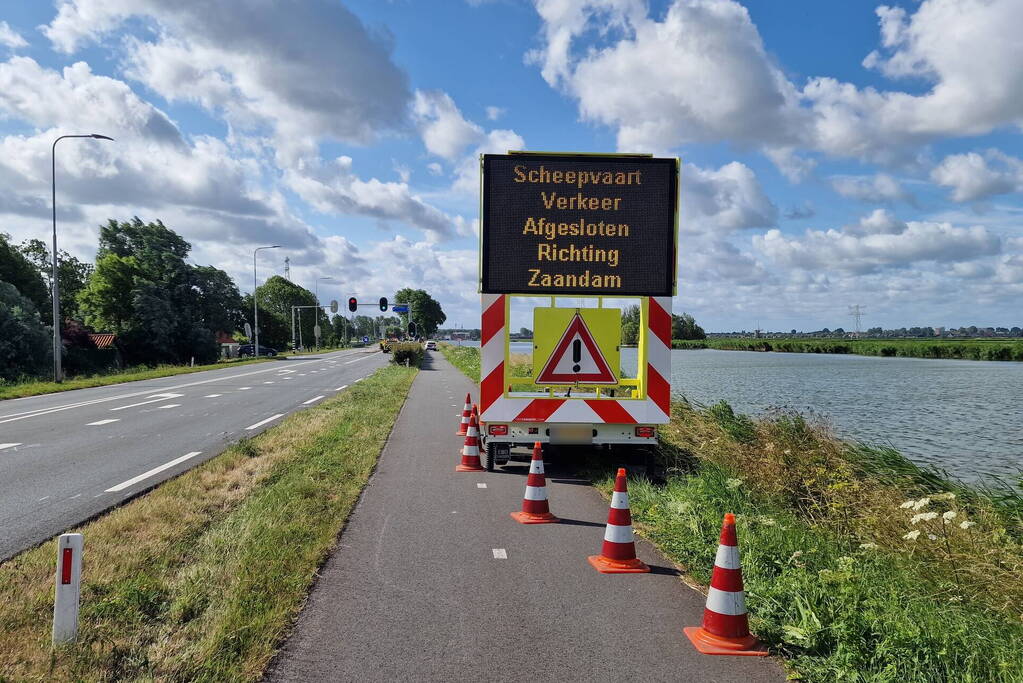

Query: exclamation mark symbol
[572,339,581,373]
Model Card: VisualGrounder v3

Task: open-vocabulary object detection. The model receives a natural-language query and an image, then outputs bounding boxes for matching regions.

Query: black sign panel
[481,154,677,296]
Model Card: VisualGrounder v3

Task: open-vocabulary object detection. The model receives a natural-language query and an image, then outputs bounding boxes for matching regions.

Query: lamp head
[90,134,114,141]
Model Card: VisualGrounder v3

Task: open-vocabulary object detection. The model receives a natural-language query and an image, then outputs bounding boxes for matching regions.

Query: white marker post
[52,533,83,645]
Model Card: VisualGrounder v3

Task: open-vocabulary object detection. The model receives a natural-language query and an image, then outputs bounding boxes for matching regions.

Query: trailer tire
[482,442,498,471]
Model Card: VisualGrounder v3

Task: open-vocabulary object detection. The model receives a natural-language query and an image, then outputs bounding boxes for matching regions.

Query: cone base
[456,462,485,472]
[587,554,650,574]
[683,627,769,657]
[510,511,558,524]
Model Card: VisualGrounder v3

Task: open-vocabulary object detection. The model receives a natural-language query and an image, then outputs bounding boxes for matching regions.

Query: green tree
[0,233,49,315]
[672,312,706,340]
[248,275,317,349]
[0,282,51,380]
[394,288,446,337]
[191,265,246,335]
[16,238,93,322]
[621,305,640,345]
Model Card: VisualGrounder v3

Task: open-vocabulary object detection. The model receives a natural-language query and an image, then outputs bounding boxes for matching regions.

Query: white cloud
[682,162,777,233]
[830,173,912,204]
[753,213,1002,274]
[412,90,484,161]
[485,106,506,121]
[44,0,411,161]
[931,151,1023,202]
[452,128,526,195]
[0,21,27,50]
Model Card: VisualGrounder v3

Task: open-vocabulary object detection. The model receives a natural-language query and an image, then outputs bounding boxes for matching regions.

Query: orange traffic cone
[456,393,472,436]
[588,468,650,573]
[684,513,768,656]
[511,443,558,524]
[456,415,485,472]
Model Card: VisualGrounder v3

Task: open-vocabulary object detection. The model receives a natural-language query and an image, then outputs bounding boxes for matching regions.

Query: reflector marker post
[52,533,83,645]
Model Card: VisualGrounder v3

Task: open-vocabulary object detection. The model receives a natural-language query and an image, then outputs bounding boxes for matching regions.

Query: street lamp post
[51,133,113,382]
[314,276,334,350]
[253,245,281,358]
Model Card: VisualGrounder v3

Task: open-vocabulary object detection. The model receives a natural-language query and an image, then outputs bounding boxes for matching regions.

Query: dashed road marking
[492,548,507,559]
[264,381,275,384]
[204,394,222,398]
[110,393,184,411]
[477,483,487,488]
[105,451,202,492]
[87,419,119,426]
[302,395,325,405]
[238,387,251,391]
[0,443,22,450]
[156,404,181,409]
[246,414,285,430]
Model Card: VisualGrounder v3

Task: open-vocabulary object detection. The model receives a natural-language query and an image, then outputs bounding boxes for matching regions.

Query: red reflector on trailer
[488,424,509,436]
[635,426,656,438]
[61,547,73,584]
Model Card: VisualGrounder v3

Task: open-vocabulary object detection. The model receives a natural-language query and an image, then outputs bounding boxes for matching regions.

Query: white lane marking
[345,354,376,365]
[68,493,81,500]
[302,395,325,405]
[156,404,181,410]
[205,394,222,398]
[355,378,364,383]
[87,419,119,426]
[105,451,202,492]
[0,442,22,450]
[38,496,49,501]
[283,377,293,380]
[298,373,306,377]
[109,393,184,412]
[477,483,487,489]
[335,385,348,391]
[246,414,285,430]
[263,381,274,384]
[0,353,359,425]
[492,548,507,559]
[238,387,251,391]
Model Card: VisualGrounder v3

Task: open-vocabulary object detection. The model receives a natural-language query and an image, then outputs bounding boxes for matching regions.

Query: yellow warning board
[533,307,620,386]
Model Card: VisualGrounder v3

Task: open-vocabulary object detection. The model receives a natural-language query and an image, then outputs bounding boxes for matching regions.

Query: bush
[0,281,51,380]
[389,342,424,368]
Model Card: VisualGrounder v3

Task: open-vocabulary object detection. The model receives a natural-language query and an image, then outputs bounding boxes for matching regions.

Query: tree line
[621,305,705,344]
[0,218,448,381]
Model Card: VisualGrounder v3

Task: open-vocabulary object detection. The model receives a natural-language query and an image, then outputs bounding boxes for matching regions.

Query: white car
[425,340,437,350]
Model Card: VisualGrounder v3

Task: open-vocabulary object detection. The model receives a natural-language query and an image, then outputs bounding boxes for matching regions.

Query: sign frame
[479,151,680,297]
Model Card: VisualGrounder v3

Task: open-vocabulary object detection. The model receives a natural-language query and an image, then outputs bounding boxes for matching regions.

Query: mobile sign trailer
[478,152,678,469]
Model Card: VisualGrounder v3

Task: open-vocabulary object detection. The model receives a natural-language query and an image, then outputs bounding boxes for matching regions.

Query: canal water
[449,341,1023,483]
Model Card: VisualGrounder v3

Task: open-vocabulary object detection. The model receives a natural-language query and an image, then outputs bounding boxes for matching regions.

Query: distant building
[934,326,944,336]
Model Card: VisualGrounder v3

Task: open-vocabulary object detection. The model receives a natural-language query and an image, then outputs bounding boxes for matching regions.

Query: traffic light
[379,297,388,312]
[408,321,418,337]
[348,297,358,312]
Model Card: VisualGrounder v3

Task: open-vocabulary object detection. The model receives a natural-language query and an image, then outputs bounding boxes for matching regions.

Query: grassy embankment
[674,337,1023,362]
[0,365,415,681]
[440,343,1023,681]
[0,347,375,402]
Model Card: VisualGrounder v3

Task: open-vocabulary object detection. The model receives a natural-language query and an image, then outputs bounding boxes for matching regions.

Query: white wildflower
[859,542,878,550]
[911,512,939,525]
[725,478,743,489]
[928,534,937,540]
[912,497,931,510]
[942,511,957,523]
[899,500,916,509]
[959,520,976,530]
[903,530,921,541]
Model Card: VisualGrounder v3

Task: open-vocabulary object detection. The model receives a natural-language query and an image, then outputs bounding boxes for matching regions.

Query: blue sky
[0,0,1020,331]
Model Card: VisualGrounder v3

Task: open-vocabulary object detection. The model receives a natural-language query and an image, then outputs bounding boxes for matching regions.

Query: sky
[0,0,1020,332]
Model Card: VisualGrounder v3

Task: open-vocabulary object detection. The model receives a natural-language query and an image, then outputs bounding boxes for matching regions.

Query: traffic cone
[588,468,649,573]
[456,393,472,436]
[684,513,768,656]
[456,414,485,472]
[511,443,558,524]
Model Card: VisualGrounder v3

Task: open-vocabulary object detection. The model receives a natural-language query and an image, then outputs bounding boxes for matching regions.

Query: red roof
[89,333,116,349]
[216,331,236,344]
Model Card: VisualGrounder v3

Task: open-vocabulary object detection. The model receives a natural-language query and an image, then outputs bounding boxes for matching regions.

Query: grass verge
[444,345,1023,681]
[0,365,415,681]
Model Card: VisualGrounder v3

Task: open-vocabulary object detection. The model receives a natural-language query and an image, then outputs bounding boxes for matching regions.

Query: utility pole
[253,245,280,357]
[849,304,865,337]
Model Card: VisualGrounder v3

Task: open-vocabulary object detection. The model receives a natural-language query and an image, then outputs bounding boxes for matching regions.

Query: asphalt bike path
[0,348,387,560]
[267,352,785,682]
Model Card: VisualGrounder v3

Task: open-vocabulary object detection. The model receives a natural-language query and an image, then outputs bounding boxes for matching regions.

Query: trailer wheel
[482,442,498,471]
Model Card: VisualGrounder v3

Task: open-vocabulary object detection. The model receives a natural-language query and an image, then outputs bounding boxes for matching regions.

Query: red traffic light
[379,296,388,312]
[348,297,358,312]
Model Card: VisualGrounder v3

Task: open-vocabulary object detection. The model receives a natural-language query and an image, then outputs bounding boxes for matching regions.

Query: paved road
[0,349,388,561]
[267,353,785,682]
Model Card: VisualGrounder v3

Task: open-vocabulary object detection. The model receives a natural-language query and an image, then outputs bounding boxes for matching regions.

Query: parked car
[426,340,437,350]
[238,344,277,357]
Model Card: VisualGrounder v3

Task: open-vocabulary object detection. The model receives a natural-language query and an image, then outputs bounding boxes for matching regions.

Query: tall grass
[0,366,415,681]
[674,337,1023,361]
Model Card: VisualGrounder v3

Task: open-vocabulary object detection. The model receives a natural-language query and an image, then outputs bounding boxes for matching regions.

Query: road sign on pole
[314,324,321,339]
[392,305,409,313]
[362,336,369,343]
[244,322,252,339]
[330,300,338,314]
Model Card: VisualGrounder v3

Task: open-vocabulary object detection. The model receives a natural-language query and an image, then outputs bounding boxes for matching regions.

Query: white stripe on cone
[714,544,741,570]
[603,522,635,544]
[529,460,545,474]
[524,486,548,501]
[610,491,630,509]
[705,586,747,616]
[463,444,479,456]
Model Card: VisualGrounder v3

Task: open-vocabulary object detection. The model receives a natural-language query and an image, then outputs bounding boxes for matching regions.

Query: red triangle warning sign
[536,313,617,385]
